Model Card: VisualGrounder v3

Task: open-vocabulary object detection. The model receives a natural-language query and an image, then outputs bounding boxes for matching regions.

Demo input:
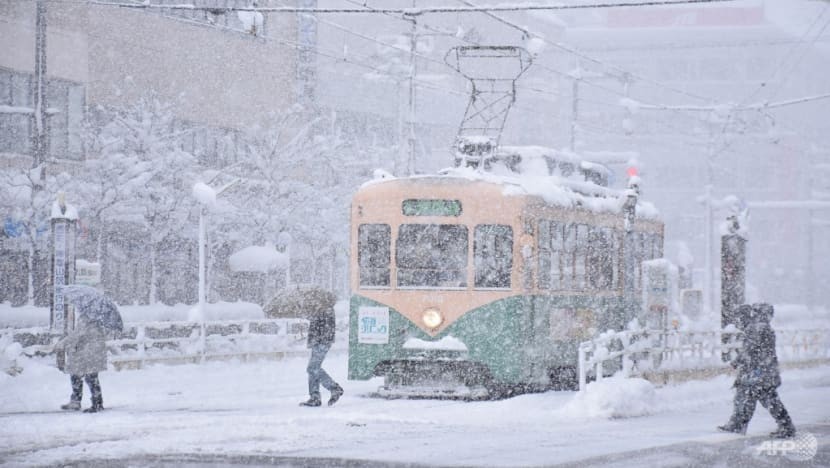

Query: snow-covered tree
[0,164,72,304]
[84,96,198,304]
[207,106,357,291]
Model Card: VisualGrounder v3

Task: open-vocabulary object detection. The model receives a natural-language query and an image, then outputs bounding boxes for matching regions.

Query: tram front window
[396,224,468,288]
[358,224,391,287]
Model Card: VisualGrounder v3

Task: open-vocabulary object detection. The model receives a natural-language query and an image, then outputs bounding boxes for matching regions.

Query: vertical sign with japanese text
[52,221,66,332]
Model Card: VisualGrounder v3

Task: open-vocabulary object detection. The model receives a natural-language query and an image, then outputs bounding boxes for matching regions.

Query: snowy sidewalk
[1,354,828,467]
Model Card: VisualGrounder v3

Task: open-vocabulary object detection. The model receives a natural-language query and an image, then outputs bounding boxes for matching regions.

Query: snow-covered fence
[577,328,830,391]
[2,318,325,370]
[108,318,312,369]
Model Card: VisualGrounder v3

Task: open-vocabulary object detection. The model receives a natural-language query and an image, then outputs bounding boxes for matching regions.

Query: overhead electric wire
[81,0,817,152]
[83,0,473,106]
[765,16,830,102]
[739,3,830,105]
[84,0,738,15]
[454,0,721,104]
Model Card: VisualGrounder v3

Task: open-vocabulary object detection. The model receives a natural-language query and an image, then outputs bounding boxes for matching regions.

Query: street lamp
[192,179,239,318]
[276,231,292,289]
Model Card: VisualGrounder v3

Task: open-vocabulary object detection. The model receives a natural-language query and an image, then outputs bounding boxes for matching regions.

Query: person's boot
[328,385,344,406]
[61,400,81,411]
[84,396,104,413]
[717,419,746,434]
[717,425,744,434]
[299,396,321,407]
[770,423,796,439]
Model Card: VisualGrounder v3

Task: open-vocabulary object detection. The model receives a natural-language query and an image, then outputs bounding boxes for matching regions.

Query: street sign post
[50,194,78,334]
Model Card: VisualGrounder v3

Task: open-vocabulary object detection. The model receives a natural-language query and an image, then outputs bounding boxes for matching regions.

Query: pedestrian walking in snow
[55,285,123,413]
[298,288,344,407]
[55,313,109,413]
[718,303,796,438]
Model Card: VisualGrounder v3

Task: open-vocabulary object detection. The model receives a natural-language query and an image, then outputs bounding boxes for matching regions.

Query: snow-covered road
[1,354,828,467]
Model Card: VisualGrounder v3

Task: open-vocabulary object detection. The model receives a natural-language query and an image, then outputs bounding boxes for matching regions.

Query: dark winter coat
[307,307,336,348]
[55,316,108,376]
[734,305,781,389]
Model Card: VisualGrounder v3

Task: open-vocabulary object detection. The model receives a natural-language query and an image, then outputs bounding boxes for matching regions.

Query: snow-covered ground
[1,350,828,467]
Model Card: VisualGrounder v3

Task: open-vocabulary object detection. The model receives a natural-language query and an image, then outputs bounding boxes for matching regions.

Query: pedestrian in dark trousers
[299,289,344,407]
[719,303,796,438]
[55,314,107,413]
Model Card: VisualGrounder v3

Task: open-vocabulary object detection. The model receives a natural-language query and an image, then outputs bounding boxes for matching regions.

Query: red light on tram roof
[627,167,639,177]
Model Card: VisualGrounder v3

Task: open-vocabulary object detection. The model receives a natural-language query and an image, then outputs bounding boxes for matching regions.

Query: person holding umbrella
[297,287,344,407]
[55,285,123,413]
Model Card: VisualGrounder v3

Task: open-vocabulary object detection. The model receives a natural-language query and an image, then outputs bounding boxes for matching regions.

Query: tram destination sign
[402,199,462,217]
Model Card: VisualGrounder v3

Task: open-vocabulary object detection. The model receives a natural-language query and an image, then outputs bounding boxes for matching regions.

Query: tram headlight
[422,308,444,329]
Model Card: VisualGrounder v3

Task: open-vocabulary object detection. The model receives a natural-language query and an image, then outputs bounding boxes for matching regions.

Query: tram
[347,148,664,397]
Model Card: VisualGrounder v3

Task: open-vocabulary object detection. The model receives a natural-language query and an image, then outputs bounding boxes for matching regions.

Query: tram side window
[538,221,565,290]
[561,223,575,289]
[575,224,589,290]
[633,232,645,291]
[645,233,656,260]
[358,224,391,287]
[587,227,615,290]
[561,223,588,291]
[651,233,664,259]
[396,224,468,288]
[611,229,622,289]
[474,224,513,288]
[538,221,551,288]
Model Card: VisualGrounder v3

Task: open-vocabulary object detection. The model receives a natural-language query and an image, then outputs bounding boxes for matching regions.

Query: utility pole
[805,147,820,311]
[569,71,579,152]
[703,184,714,315]
[405,5,418,176]
[33,0,49,168]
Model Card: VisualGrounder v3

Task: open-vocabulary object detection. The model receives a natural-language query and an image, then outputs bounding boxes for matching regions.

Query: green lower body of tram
[348,294,639,397]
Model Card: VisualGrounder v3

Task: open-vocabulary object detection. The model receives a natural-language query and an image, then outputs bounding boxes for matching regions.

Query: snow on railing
[2,318,328,370]
[577,328,830,391]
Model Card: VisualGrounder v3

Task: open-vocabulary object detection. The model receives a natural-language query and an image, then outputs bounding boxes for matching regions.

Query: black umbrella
[61,284,124,333]
[264,286,336,319]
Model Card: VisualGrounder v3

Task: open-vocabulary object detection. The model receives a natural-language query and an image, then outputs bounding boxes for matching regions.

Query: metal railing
[577,328,830,391]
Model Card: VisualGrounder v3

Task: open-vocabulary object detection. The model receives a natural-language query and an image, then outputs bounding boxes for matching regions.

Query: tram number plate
[358,306,390,344]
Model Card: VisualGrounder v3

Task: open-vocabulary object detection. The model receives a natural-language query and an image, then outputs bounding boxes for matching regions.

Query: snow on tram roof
[360,165,660,220]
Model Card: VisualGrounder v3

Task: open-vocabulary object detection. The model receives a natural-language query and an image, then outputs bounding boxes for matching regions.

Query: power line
[766,16,830,101]
[85,0,738,15]
[92,0,470,103]
[455,0,720,104]
[739,3,830,105]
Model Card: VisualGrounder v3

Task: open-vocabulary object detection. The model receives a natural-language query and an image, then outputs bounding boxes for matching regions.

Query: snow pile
[0,303,51,327]
[403,335,468,351]
[237,10,263,35]
[0,333,24,376]
[192,182,217,209]
[560,376,656,419]
[525,37,547,55]
[120,301,265,322]
[772,304,830,330]
[50,201,79,220]
[228,244,288,273]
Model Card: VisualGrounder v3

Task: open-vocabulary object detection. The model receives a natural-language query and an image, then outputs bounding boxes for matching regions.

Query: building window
[0,69,84,160]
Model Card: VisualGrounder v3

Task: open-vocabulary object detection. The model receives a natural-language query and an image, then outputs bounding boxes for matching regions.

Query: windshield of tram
[396,224,468,288]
